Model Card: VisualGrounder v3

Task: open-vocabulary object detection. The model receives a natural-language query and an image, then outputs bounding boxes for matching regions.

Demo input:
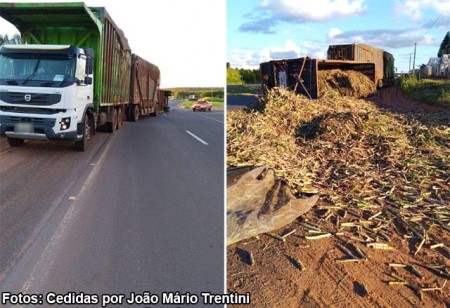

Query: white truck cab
[0,44,94,149]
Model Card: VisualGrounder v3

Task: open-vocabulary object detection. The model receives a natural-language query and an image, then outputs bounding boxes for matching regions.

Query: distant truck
[0,2,162,150]
[327,44,395,88]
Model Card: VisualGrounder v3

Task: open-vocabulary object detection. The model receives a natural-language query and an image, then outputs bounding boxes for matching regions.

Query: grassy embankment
[227,84,262,95]
[398,75,450,107]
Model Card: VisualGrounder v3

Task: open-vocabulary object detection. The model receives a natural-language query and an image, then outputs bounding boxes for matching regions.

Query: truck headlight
[59,117,71,130]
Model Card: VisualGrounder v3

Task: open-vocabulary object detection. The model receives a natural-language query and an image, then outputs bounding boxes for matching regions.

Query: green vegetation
[227,68,260,85]
[437,31,449,57]
[398,75,450,107]
[0,33,21,46]
[227,68,242,84]
[227,84,262,95]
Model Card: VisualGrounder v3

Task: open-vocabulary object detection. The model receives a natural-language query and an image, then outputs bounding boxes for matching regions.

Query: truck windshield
[0,53,76,87]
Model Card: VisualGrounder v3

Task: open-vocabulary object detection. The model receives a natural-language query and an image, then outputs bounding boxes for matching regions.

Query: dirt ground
[227,87,450,308]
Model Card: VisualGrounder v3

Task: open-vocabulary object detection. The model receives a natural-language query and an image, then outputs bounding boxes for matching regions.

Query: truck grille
[0,92,61,106]
[0,115,56,127]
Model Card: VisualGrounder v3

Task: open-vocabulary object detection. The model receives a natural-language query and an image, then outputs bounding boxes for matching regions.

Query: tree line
[437,31,449,57]
[0,34,21,46]
[227,66,260,85]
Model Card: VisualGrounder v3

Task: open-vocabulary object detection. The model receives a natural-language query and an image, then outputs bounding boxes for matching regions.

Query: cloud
[228,40,326,68]
[239,0,367,34]
[260,0,367,22]
[422,14,450,29]
[395,0,450,24]
[327,28,436,49]
[239,17,278,34]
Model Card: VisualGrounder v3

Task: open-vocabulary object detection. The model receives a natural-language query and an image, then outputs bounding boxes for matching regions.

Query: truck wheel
[130,105,139,122]
[74,114,92,151]
[377,79,383,89]
[7,137,24,147]
[150,104,159,117]
[106,109,117,133]
[117,108,123,130]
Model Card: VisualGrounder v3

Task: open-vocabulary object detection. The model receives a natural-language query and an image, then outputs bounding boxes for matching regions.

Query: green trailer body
[0,2,131,107]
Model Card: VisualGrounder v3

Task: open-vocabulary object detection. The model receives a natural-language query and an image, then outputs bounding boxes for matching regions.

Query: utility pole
[412,43,417,76]
[409,53,411,73]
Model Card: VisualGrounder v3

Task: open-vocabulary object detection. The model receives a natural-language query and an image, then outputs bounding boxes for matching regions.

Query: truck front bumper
[0,115,80,141]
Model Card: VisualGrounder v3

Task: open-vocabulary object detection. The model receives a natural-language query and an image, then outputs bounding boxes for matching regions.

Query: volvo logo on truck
[24,94,31,102]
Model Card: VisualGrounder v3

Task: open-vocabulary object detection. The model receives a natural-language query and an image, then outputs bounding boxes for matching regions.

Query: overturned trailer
[327,44,395,87]
[260,57,375,99]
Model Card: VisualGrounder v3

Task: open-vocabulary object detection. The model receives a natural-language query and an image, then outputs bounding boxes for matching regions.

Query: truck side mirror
[84,76,93,85]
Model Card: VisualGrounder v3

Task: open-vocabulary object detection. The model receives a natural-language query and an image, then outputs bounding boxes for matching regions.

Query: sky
[0,0,226,88]
[228,0,450,73]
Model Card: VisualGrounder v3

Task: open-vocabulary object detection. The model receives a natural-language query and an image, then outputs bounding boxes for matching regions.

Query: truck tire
[129,105,139,122]
[377,79,383,89]
[117,107,123,130]
[7,137,24,147]
[150,104,158,117]
[74,113,92,151]
[106,109,117,133]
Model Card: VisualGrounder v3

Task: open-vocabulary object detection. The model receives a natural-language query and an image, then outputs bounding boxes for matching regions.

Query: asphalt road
[226,95,258,110]
[0,100,224,304]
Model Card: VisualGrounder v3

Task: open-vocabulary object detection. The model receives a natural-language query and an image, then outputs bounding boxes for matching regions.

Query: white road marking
[186,130,208,145]
[194,113,224,123]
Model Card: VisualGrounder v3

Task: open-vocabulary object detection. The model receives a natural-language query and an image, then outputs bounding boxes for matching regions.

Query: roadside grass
[398,76,450,107]
[178,97,224,110]
[227,84,262,95]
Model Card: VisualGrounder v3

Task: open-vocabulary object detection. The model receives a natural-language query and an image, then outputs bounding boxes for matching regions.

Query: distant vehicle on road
[192,100,212,112]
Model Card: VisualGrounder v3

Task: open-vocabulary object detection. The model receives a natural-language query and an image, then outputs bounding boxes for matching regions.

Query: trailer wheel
[7,137,24,147]
[74,113,92,151]
[106,109,117,133]
[117,108,123,130]
[377,79,383,89]
[129,105,139,122]
[150,105,158,117]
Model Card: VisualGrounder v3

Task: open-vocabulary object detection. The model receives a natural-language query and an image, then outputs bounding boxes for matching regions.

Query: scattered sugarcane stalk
[249,252,255,266]
[421,280,447,292]
[335,258,365,263]
[407,265,423,279]
[422,264,450,279]
[389,263,407,268]
[352,244,368,259]
[268,233,285,242]
[281,229,297,239]
[389,272,405,282]
[388,281,408,285]
[367,243,393,250]
[368,211,383,221]
[337,244,358,259]
[305,233,332,240]
[336,273,348,288]
[299,222,322,232]
[414,237,426,256]
[377,231,391,242]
